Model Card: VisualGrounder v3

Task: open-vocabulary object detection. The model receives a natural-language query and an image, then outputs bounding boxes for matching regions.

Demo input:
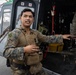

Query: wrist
[23,47,26,52]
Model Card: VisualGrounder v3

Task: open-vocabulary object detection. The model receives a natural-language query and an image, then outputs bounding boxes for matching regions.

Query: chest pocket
[18,30,38,46]
[25,34,37,45]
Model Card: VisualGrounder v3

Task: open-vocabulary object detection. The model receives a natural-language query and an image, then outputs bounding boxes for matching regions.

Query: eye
[29,15,33,18]
[24,15,27,17]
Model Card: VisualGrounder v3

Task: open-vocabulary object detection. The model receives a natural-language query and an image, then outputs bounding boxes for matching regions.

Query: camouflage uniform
[3,26,63,75]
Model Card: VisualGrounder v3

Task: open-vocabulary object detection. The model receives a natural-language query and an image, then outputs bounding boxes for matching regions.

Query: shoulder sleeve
[6,29,21,47]
[3,29,24,61]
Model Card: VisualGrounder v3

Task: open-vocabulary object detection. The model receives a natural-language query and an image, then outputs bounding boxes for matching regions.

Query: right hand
[23,45,40,53]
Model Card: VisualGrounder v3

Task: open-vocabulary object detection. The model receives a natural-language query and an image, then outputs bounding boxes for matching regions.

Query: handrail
[0,26,10,43]
[0,26,10,38]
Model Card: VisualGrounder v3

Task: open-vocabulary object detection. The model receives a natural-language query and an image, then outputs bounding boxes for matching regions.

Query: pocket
[26,53,39,65]
[29,62,42,74]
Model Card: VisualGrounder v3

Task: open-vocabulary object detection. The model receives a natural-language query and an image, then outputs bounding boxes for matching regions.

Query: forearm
[3,47,24,60]
[47,35,63,44]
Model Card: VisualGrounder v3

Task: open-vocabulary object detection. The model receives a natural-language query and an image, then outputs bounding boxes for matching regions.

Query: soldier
[3,8,70,75]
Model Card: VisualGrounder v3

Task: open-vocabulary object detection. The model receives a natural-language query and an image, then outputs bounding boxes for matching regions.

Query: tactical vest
[13,28,43,65]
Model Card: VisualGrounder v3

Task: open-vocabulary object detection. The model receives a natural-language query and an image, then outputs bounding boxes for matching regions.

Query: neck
[21,25,30,33]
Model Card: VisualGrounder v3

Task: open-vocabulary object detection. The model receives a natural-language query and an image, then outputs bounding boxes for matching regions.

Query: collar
[20,25,34,34]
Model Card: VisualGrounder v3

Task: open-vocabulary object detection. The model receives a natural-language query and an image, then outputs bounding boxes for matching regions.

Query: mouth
[25,21,30,24]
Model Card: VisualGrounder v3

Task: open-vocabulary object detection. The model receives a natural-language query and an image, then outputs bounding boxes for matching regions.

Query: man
[3,8,70,75]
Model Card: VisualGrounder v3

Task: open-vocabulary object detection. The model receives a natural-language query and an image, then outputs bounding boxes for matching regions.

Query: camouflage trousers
[10,63,47,75]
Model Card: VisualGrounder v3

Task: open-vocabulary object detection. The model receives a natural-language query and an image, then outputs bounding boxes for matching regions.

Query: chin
[24,25,31,27]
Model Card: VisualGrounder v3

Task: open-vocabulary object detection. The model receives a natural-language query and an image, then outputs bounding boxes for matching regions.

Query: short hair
[20,8,35,17]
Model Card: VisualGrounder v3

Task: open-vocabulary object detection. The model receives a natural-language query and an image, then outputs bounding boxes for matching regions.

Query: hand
[23,45,40,53]
[62,34,71,40]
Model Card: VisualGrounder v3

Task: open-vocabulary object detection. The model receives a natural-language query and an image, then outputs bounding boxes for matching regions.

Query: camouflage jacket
[3,26,63,61]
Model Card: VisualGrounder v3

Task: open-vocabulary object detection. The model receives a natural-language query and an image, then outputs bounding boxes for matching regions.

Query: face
[20,11,34,27]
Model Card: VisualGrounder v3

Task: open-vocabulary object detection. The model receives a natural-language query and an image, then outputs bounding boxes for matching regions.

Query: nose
[26,16,30,19]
